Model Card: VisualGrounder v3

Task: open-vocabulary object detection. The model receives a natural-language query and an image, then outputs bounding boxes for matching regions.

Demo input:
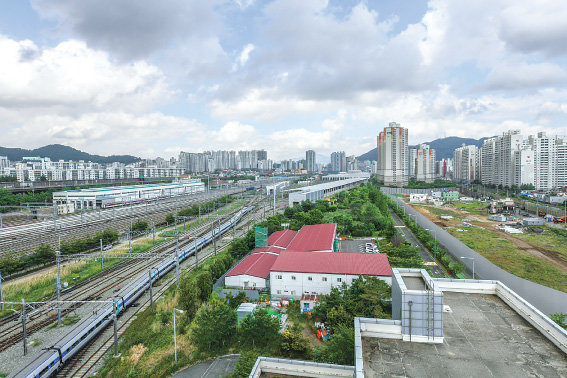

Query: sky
[0,0,566,161]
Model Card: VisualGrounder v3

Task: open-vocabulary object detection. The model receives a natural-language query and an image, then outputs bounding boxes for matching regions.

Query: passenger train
[9,206,252,378]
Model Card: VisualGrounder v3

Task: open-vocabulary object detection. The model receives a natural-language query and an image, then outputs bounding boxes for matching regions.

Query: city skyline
[1,1,567,160]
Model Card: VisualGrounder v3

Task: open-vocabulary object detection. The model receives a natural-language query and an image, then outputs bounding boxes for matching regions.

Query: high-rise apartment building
[330,151,346,172]
[557,137,567,188]
[481,130,522,188]
[377,122,408,187]
[306,150,316,173]
[453,144,480,183]
[415,144,436,183]
[534,132,556,191]
[408,149,417,178]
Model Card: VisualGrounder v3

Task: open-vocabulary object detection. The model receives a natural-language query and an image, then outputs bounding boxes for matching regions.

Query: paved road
[389,209,446,277]
[173,355,239,378]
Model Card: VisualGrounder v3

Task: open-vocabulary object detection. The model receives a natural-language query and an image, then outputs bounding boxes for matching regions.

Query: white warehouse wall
[270,271,392,300]
[225,274,267,290]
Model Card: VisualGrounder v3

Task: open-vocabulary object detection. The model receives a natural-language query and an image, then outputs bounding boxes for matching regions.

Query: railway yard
[0,186,243,255]
[0,188,287,377]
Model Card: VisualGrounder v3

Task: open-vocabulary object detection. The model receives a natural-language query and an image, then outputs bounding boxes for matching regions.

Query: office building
[377,122,409,187]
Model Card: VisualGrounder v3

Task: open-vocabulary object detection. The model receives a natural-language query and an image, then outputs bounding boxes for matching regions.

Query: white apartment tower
[377,122,408,187]
[306,150,316,173]
[481,130,522,188]
[415,144,436,183]
[453,144,480,183]
[534,132,556,191]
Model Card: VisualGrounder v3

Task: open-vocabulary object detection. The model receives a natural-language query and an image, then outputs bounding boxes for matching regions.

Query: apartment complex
[1,157,182,182]
[377,122,409,187]
[453,144,480,183]
[178,150,271,173]
[480,131,567,190]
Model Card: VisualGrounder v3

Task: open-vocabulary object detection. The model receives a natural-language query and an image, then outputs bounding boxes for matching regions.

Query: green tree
[195,269,214,301]
[231,350,260,378]
[131,220,148,233]
[550,313,567,330]
[191,297,237,351]
[313,324,354,365]
[178,275,201,319]
[279,325,310,358]
[326,305,353,332]
[239,308,281,348]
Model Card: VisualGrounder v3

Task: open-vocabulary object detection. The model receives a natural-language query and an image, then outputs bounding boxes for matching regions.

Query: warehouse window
[337,278,342,283]
[307,276,312,281]
[276,275,282,279]
[277,290,281,294]
[322,277,327,282]
[291,276,296,280]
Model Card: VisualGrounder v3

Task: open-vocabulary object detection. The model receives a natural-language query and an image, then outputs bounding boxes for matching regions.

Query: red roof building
[286,223,337,252]
[270,251,392,277]
[267,230,298,249]
[226,252,279,279]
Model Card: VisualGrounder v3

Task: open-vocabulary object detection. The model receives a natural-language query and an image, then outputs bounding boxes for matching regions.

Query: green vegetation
[0,188,52,212]
[447,226,567,292]
[550,313,567,330]
[131,220,149,233]
[191,297,237,352]
[47,315,81,330]
[404,179,456,189]
[388,196,465,276]
[228,351,260,378]
[0,229,119,276]
[165,195,235,225]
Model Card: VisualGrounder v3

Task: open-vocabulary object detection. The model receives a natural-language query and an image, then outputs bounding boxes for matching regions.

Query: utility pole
[175,234,180,287]
[213,221,217,256]
[0,271,4,312]
[56,250,62,326]
[129,219,132,256]
[100,238,104,269]
[113,311,119,356]
[148,270,154,309]
[21,298,27,356]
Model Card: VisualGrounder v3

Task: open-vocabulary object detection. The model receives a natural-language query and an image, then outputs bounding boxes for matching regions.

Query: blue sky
[1,0,566,160]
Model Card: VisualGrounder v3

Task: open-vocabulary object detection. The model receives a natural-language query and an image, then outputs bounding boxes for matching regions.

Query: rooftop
[267,229,298,249]
[362,292,567,377]
[225,252,279,279]
[286,223,336,252]
[270,251,392,276]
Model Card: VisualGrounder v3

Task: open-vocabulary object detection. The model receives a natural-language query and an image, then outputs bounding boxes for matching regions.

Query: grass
[0,238,164,318]
[413,204,465,220]
[514,226,567,262]
[46,315,81,330]
[447,226,567,292]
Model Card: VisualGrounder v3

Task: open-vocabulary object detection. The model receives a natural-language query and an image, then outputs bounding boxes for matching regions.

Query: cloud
[32,0,221,61]
[0,35,171,113]
[482,62,567,91]
[498,0,567,57]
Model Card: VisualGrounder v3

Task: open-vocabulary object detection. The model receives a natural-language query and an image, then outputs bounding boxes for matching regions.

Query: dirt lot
[411,203,567,273]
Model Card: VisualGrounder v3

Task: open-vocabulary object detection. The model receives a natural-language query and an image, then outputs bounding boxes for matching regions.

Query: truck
[554,216,567,223]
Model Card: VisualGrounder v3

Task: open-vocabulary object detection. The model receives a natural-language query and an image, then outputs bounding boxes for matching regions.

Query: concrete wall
[250,357,355,378]
[382,187,567,315]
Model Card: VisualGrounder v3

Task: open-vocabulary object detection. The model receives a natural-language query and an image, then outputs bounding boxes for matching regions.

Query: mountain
[357,136,492,161]
[0,144,141,165]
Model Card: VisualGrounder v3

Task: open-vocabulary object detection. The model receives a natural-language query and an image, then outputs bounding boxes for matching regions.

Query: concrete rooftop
[363,292,567,377]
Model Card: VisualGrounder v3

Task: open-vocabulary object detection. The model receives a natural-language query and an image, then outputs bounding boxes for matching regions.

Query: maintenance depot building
[225,223,392,300]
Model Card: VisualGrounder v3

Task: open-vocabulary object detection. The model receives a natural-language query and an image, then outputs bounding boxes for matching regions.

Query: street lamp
[173,308,184,364]
[460,256,475,279]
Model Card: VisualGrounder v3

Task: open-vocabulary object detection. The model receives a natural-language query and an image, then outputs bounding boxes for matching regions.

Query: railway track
[56,197,285,377]
[0,188,245,255]
[58,202,270,377]
[0,197,261,355]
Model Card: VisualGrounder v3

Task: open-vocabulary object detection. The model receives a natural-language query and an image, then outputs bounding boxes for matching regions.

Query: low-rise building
[270,252,392,300]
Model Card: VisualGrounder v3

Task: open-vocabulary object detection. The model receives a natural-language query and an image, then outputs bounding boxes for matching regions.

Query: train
[9,206,253,378]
